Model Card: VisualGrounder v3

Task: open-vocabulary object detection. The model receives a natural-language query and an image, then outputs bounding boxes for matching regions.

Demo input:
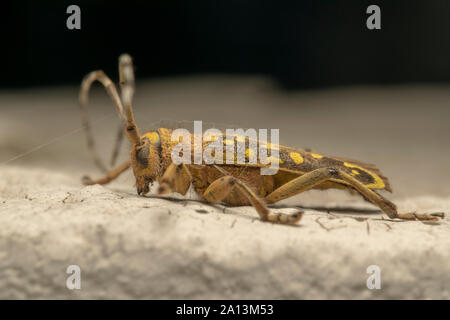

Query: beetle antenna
[119,54,141,146]
[79,54,142,173]
[110,124,125,167]
[79,70,126,173]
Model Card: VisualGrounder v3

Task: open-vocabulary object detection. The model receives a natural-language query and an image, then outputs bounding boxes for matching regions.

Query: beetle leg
[203,175,303,224]
[157,163,193,196]
[82,161,131,185]
[265,167,444,221]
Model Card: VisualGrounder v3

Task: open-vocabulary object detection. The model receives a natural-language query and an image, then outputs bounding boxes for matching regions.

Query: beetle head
[131,131,162,195]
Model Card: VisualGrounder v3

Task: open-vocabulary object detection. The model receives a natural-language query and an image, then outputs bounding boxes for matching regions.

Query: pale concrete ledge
[0,166,449,299]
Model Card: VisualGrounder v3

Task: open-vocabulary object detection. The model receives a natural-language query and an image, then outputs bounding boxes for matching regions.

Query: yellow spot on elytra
[344,162,385,189]
[245,149,254,159]
[289,152,304,164]
[351,169,359,175]
[224,139,234,145]
[311,153,323,159]
[143,132,160,144]
[266,156,283,164]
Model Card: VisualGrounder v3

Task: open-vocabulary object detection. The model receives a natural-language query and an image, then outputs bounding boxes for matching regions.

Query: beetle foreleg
[82,160,131,185]
[157,163,193,196]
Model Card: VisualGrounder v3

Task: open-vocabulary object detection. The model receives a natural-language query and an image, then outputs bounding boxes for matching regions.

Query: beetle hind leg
[265,167,444,222]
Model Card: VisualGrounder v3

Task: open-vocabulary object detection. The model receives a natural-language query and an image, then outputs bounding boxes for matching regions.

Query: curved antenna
[79,70,126,173]
[110,124,125,167]
[79,54,142,172]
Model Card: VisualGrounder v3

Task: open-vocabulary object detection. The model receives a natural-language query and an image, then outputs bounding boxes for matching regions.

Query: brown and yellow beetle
[79,54,444,224]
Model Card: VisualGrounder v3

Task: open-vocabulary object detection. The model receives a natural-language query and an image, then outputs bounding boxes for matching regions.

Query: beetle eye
[136,141,150,167]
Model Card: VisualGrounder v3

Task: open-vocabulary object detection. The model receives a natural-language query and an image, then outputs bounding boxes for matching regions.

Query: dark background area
[2,0,450,89]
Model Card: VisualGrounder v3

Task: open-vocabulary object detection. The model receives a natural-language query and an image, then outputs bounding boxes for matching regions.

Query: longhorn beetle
[79,54,444,224]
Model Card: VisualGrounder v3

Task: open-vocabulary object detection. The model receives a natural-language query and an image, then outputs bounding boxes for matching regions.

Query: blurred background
[1,0,450,197]
[3,0,450,88]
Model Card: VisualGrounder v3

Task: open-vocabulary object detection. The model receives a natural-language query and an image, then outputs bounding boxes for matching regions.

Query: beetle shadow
[271,204,382,215]
[139,194,305,228]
